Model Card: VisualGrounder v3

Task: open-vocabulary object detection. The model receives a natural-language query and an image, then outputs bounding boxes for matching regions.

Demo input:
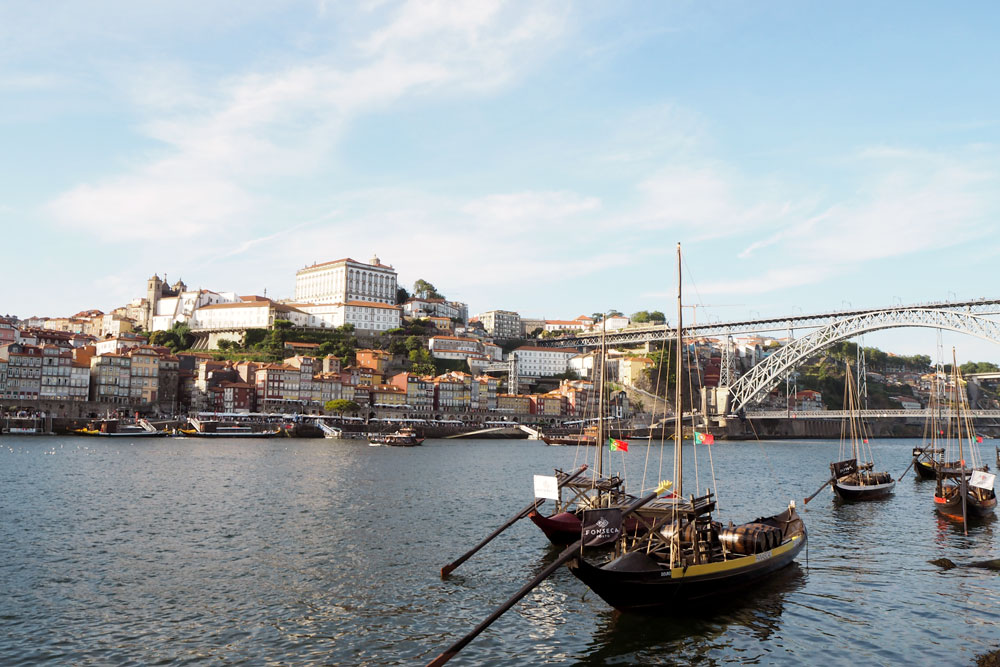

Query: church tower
[146,275,163,331]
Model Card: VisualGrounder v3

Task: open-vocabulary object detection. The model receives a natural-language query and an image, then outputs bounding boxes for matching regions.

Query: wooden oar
[426,480,672,667]
[804,478,833,505]
[897,456,917,482]
[440,464,589,578]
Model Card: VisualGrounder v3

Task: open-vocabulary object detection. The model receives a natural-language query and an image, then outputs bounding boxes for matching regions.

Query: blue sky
[2,1,999,361]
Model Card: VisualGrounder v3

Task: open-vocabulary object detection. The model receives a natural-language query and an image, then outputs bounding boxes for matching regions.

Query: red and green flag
[693,431,715,445]
[977,435,984,443]
[608,437,629,452]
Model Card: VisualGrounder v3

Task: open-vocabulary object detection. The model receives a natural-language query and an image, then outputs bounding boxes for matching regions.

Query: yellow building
[619,356,654,386]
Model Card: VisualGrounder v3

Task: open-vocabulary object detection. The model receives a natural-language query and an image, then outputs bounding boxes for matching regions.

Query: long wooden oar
[897,456,916,482]
[804,478,833,505]
[426,480,672,667]
[440,464,589,578]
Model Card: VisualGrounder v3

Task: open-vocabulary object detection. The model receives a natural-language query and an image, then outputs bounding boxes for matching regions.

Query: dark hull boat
[529,507,643,545]
[530,469,631,545]
[934,476,997,519]
[829,459,894,502]
[540,434,596,447]
[914,458,938,480]
[833,479,895,501]
[823,365,894,503]
[568,504,806,611]
[529,511,581,544]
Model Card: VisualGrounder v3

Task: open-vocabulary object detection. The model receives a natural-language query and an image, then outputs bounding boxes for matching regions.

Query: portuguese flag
[608,437,629,452]
[693,431,715,445]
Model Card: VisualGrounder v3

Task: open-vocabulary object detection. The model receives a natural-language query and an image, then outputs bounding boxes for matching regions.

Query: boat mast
[953,348,966,471]
[674,242,683,497]
[597,316,607,477]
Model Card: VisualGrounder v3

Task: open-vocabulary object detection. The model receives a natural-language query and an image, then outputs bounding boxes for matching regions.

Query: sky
[2,1,1000,362]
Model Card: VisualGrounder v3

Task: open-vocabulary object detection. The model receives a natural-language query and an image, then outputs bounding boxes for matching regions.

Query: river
[1,435,998,665]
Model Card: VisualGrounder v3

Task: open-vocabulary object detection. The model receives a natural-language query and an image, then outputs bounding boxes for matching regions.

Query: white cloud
[462,191,600,228]
[44,0,569,241]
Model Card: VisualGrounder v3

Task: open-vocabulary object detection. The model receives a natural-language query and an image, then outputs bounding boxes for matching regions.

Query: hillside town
[1,254,995,426]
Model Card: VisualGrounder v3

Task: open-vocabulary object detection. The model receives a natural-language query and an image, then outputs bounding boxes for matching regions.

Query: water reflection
[575,565,805,666]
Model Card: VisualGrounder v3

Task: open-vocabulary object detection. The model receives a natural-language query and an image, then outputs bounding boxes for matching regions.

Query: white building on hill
[294,255,397,306]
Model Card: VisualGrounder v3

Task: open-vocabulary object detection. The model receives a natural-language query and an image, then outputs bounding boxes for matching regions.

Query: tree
[325,399,360,415]
[529,326,544,338]
[216,338,235,351]
[413,279,444,299]
[396,286,410,305]
[632,311,650,323]
[961,361,1000,374]
[649,310,666,323]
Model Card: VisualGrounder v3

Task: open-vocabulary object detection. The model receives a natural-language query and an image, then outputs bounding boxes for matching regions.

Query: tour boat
[566,243,807,611]
[73,419,170,437]
[367,427,424,447]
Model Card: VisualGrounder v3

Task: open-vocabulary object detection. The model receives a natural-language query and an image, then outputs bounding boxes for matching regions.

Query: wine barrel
[719,522,782,555]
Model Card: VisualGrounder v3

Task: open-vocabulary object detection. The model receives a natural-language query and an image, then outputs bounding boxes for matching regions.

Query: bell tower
[146,275,163,330]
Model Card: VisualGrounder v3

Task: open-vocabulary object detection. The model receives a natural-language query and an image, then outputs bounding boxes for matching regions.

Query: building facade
[294,255,398,306]
[478,310,521,339]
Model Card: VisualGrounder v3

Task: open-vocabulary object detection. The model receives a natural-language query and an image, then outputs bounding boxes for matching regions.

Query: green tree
[413,279,444,299]
[961,361,1000,374]
[649,310,666,323]
[325,399,360,415]
[396,286,410,305]
[216,338,235,351]
[632,311,650,323]
[409,347,434,366]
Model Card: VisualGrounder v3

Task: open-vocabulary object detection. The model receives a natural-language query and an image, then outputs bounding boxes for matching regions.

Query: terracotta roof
[345,300,400,310]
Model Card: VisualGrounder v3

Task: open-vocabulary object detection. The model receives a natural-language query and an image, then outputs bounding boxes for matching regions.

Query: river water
[1,435,998,665]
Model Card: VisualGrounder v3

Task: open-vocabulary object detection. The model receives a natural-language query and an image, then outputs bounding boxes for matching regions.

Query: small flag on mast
[608,437,628,452]
[693,431,715,445]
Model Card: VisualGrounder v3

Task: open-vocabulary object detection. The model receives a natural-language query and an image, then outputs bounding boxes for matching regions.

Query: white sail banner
[534,475,560,500]
[970,470,996,490]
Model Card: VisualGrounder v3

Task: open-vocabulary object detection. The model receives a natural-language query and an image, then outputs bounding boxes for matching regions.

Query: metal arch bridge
[725,308,1000,415]
[535,297,1000,347]
[743,409,1000,420]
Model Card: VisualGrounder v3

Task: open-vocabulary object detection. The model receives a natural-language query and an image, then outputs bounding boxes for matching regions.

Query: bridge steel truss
[725,308,1000,415]
[537,298,1000,348]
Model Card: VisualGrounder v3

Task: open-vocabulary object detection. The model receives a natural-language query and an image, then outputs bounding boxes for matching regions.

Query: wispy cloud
[44,0,569,243]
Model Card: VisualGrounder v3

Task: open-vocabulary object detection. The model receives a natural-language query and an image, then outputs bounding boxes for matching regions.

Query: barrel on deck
[718,522,782,555]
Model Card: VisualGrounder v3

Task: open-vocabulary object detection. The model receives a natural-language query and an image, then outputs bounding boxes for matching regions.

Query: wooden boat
[912,370,957,480]
[912,446,944,480]
[529,319,634,544]
[529,469,631,544]
[566,243,806,611]
[932,351,996,523]
[368,427,424,446]
[828,363,894,501]
[568,497,806,610]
